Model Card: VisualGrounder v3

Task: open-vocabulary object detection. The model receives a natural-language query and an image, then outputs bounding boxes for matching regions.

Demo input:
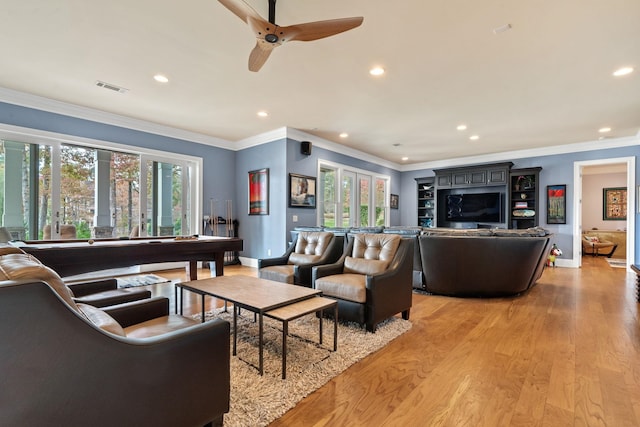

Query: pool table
[18,235,243,280]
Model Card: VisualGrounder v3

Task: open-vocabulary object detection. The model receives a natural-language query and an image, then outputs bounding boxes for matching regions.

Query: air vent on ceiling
[95,80,129,93]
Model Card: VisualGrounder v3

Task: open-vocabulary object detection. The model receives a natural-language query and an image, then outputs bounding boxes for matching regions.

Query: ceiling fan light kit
[218,0,364,71]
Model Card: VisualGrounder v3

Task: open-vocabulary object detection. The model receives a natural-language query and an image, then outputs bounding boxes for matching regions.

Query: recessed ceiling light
[598,127,612,133]
[369,67,385,76]
[339,133,349,138]
[612,67,634,77]
[469,135,480,140]
[153,74,169,83]
[257,111,269,117]
[457,124,467,131]
[401,157,409,161]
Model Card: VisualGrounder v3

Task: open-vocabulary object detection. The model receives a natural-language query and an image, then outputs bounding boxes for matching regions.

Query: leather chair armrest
[258,241,296,268]
[312,262,345,283]
[103,297,170,328]
[294,235,345,285]
[258,254,290,268]
[67,278,118,297]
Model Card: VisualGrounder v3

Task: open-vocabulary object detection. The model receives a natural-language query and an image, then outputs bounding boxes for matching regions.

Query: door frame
[573,156,635,270]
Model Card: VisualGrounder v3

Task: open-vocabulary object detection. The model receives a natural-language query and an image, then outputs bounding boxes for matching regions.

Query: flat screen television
[446,192,502,223]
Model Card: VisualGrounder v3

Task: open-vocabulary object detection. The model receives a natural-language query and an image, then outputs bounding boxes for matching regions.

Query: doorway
[573,157,636,270]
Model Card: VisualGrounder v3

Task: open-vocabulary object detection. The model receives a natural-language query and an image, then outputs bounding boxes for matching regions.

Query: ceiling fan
[218,0,364,72]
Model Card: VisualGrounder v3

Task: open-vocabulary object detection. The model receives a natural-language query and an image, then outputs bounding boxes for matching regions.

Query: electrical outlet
[267,249,272,256]
[292,215,298,222]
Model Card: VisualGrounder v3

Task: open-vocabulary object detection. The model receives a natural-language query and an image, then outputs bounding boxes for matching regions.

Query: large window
[318,161,389,228]
[1,137,200,240]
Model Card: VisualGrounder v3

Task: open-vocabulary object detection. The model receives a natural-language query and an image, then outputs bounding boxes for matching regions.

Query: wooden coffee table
[265,296,338,379]
[176,275,322,375]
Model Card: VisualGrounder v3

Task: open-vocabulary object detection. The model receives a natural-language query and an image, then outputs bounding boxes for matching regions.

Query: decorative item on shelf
[515,201,528,209]
[520,193,527,200]
[421,218,433,228]
[547,243,562,267]
[516,175,534,191]
[513,209,535,217]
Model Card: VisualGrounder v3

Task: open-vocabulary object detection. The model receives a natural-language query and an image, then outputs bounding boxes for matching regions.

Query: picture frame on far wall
[248,168,269,215]
[390,194,399,209]
[289,173,316,208]
[603,187,627,220]
[547,184,566,224]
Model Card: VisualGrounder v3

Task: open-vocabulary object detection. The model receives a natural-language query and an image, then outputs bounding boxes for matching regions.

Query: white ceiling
[0,0,638,165]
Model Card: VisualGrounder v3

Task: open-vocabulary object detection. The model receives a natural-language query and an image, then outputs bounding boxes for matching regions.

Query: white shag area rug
[195,308,412,427]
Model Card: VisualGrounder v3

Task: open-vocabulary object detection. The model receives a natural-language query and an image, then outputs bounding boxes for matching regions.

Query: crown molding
[285,128,402,170]
[401,134,640,172]
[0,86,233,149]
[2,86,637,171]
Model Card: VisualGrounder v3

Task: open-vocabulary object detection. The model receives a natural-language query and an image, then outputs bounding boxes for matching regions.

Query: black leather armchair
[0,252,230,427]
[259,231,344,287]
[312,233,413,332]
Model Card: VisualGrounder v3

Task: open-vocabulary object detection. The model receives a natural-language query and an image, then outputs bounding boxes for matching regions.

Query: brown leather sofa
[0,251,230,427]
[312,233,413,332]
[418,227,551,297]
[259,231,344,287]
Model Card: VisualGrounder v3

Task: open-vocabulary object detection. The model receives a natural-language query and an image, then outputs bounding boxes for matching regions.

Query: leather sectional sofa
[418,227,552,297]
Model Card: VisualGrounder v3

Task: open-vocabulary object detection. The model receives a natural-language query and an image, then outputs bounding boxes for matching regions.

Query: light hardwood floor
[153,257,639,426]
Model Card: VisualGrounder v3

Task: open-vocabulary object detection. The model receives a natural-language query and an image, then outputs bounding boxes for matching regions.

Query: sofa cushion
[124,315,200,339]
[344,234,400,275]
[258,265,295,284]
[77,303,126,336]
[0,253,78,310]
[288,253,321,265]
[315,273,367,303]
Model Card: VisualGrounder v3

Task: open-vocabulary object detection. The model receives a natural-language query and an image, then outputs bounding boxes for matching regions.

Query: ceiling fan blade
[248,41,275,72]
[217,0,262,24]
[285,17,364,42]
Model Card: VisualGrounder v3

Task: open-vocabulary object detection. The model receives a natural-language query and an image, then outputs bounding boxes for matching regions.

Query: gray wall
[0,102,237,210]
[1,101,638,263]
[235,139,287,259]
[401,146,639,261]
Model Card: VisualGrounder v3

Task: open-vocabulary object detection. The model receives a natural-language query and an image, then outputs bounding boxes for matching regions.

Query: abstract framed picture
[248,168,269,215]
[546,184,566,224]
[289,173,316,208]
[603,187,627,220]
[390,194,399,209]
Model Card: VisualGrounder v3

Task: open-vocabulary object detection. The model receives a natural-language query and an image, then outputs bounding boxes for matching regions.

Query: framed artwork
[289,173,316,208]
[248,168,269,215]
[603,187,627,220]
[547,184,566,224]
[390,194,399,209]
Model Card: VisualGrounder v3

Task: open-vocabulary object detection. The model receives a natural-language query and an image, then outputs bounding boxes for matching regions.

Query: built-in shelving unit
[416,177,435,228]
[509,167,542,229]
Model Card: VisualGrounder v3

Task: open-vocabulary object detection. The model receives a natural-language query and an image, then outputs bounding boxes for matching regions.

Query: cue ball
[88,239,94,245]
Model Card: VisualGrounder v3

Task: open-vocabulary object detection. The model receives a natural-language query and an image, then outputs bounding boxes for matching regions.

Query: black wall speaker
[301,141,312,156]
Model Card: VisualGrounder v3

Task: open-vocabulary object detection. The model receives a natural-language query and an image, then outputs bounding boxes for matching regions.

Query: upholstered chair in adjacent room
[312,233,413,332]
[258,231,343,287]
